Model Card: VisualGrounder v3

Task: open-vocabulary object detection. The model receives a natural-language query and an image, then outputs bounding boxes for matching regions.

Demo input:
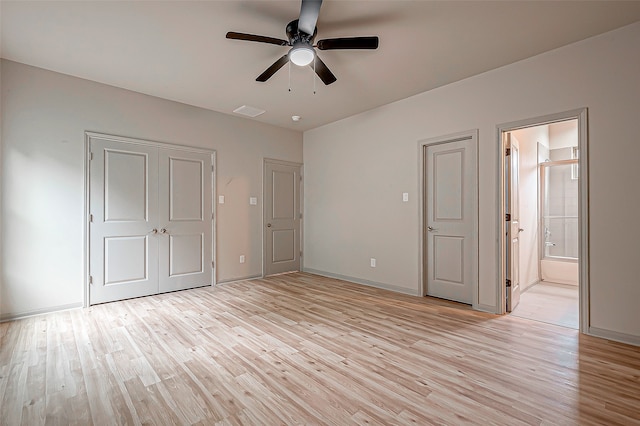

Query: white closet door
[158,148,212,293]
[89,139,159,305]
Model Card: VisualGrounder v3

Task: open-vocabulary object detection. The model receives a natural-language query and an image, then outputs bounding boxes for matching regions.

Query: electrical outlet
[249,197,257,205]
[402,192,409,202]
[239,255,245,264]
[218,195,225,204]
[370,258,376,268]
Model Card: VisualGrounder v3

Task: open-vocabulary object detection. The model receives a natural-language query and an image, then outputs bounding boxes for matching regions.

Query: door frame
[262,158,303,277]
[83,132,216,307]
[418,129,479,307]
[496,108,589,333]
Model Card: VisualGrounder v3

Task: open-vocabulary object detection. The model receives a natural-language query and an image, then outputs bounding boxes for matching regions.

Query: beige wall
[549,120,578,150]
[304,22,640,341]
[0,60,302,319]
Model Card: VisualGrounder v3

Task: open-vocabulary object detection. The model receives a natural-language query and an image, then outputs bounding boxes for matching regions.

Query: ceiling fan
[226,0,379,85]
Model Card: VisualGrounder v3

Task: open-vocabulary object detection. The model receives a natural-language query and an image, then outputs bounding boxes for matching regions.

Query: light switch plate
[218,195,225,204]
[249,197,257,205]
[402,192,409,202]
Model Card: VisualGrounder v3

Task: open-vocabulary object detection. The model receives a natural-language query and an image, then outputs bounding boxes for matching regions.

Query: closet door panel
[158,149,212,292]
[89,138,159,304]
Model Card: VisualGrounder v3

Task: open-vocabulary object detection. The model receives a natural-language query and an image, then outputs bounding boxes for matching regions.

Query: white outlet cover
[370,258,376,267]
[249,197,257,205]
[239,255,245,263]
[218,195,225,204]
[402,192,409,202]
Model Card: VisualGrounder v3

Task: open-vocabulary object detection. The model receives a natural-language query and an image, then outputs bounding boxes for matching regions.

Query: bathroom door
[506,133,521,312]
[263,159,302,276]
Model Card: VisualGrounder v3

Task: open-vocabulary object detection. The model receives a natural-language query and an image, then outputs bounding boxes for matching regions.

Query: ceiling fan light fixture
[289,45,315,66]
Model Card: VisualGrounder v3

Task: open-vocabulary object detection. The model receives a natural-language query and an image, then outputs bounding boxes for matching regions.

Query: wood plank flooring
[1,272,639,425]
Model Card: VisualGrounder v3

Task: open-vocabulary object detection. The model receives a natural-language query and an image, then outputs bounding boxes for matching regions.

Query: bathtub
[540,258,578,286]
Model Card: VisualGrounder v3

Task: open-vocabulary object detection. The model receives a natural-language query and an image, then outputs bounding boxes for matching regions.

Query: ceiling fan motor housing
[286,20,317,45]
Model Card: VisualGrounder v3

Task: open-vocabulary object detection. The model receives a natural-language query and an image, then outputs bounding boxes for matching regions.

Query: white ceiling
[2,1,640,131]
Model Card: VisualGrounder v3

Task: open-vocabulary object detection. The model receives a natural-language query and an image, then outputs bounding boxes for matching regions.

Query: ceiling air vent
[233,105,266,118]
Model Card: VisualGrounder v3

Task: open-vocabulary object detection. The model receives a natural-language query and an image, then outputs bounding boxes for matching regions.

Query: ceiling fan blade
[311,56,336,85]
[226,32,288,46]
[256,55,290,82]
[298,0,322,35]
[317,36,379,50]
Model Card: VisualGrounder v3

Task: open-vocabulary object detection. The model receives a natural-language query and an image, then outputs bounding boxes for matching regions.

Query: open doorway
[497,109,589,332]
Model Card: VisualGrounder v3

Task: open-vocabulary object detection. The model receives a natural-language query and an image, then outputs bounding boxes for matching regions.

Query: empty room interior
[1,1,640,424]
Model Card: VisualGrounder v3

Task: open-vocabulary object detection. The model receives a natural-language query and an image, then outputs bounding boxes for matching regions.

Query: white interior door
[89,135,213,305]
[89,139,159,304]
[506,133,521,311]
[425,137,477,304]
[158,148,212,292]
[264,160,301,276]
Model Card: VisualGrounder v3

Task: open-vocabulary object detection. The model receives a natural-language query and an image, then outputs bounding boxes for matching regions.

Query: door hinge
[211,165,214,172]
[505,213,511,222]
[300,251,303,257]
[90,152,94,160]
[505,148,511,156]
[506,279,511,288]
[211,261,215,268]
[89,214,94,223]
[89,275,93,285]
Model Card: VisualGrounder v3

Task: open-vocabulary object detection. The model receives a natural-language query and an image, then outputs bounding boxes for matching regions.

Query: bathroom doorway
[497,109,589,331]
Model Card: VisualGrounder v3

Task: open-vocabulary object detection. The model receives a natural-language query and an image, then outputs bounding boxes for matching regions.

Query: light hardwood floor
[1,272,639,425]
[511,282,579,329]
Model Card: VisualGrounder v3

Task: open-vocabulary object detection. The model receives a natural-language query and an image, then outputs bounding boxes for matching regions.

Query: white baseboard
[303,268,421,296]
[0,302,84,323]
[473,303,498,314]
[216,274,263,286]
[588,327,640,347]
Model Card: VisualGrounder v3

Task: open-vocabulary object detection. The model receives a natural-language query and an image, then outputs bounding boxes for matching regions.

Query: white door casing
[264,159,301,276]
[88,134,213,305]
[497,109,588,335]
[505,133,521,312]
[424,135,478,304]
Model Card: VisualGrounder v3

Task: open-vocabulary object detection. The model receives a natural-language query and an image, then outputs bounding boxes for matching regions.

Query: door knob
[267,223,272,228]
[160,228,167,234]
[518,228,524,233]
[149,228,158,234]
[427,226,437,232]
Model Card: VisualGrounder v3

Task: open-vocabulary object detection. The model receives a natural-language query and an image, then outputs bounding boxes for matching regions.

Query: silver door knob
[160,228,167,234]
[518,228,524,233]
[267,223,272,228]
[149,228,158,234]
[427,226,437,232]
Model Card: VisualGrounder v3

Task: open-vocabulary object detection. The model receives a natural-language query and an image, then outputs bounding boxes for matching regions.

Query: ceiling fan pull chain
[313,57,317,94]
[288,61,292,92]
